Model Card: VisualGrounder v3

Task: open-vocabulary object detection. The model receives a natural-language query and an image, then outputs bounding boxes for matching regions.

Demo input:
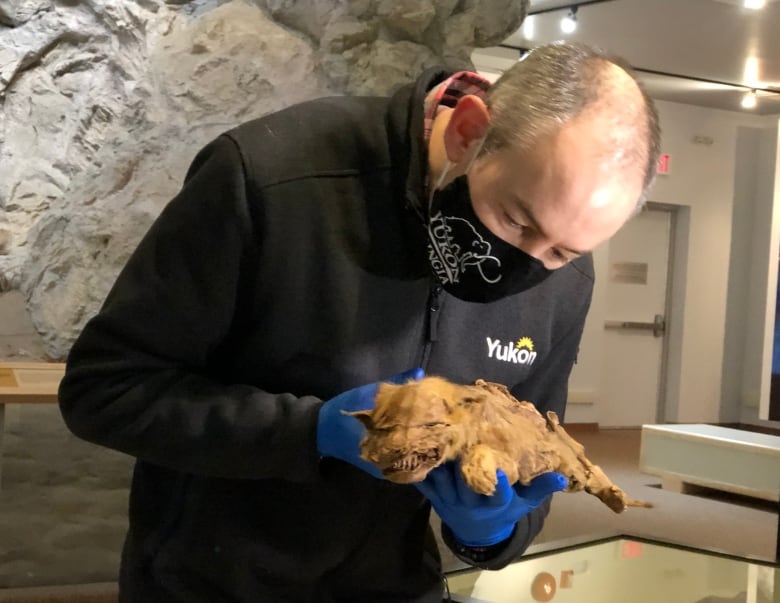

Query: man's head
[428,42,661,269]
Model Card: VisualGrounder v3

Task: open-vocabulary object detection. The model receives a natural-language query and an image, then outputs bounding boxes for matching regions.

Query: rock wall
[0,0,528,360]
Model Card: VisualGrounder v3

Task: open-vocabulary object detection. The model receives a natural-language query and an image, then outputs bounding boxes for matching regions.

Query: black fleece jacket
[59,68,594,603]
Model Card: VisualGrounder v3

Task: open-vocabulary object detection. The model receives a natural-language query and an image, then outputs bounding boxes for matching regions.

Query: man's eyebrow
[514,198,587,257]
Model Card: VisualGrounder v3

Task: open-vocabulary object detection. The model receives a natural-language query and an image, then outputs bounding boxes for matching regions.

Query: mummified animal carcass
[347,376,652,513]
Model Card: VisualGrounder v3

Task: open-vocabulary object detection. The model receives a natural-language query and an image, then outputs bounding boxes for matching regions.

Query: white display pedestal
[640,424,780,502]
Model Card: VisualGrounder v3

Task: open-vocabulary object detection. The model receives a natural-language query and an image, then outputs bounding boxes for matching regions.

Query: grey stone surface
[1,0,335,359]
[0,292,47,360]
[1,0,527,360]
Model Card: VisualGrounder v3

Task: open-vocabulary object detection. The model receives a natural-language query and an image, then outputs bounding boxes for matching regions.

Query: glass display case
[444,534,779,603]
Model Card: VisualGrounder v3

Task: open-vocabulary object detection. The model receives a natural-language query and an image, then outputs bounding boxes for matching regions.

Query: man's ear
[443,95,490,165]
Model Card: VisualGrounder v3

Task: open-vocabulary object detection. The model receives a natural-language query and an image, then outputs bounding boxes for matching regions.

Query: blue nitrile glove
[416,462,567,547]
[316,368,425,478]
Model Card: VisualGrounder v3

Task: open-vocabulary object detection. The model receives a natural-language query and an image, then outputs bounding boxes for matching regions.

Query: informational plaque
[610,262,648,285]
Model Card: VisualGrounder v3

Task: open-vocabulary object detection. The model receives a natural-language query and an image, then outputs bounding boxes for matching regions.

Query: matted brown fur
[347,376,652,513]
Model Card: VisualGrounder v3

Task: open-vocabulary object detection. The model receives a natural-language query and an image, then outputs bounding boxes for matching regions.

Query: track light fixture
[560,6,578,34]
[741,89,758,109]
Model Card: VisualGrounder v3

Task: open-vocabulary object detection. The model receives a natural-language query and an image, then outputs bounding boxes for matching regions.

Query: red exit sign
[656,153,671,175]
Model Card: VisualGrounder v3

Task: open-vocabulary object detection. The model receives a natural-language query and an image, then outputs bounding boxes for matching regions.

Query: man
[59,42,660,602]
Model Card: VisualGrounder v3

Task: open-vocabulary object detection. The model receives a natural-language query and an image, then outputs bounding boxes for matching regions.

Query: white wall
[723,124,780,424]
[568,100,778,425]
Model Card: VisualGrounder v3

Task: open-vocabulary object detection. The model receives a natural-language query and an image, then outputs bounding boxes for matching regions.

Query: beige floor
[538,429,776,559]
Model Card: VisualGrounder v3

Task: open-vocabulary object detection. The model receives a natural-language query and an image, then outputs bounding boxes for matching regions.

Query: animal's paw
[461,463,498,495]
[460,444,500,495]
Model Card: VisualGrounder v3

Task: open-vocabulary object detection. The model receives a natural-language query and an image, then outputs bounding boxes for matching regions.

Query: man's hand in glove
[316,368,424,478]
[416,462,567,547]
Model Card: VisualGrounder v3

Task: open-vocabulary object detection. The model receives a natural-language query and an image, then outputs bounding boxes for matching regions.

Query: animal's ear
[342,409,374,428]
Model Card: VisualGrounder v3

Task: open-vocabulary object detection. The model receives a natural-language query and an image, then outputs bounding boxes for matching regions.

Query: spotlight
[561,6,578,34]
[741,89,757,109]
[743,56,759,85]
[744,0,766,9]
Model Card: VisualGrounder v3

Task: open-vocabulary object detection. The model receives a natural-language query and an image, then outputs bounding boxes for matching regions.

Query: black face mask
[426,175,553,303]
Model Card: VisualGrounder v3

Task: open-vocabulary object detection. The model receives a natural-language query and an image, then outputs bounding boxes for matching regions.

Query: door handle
[604,314,665,337]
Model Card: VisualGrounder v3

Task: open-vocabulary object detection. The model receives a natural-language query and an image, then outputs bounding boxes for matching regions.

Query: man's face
[466,115,645,269]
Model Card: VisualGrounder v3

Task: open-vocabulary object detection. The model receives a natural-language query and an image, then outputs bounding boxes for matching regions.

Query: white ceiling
[472,0,780,115]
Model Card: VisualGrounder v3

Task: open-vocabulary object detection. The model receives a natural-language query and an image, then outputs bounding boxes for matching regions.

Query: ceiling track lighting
[502,44,780,112]
[528,0,616,16]
[561,6,578,34]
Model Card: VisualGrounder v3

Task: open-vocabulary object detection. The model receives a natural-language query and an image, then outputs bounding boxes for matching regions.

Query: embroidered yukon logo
[486,337,537,366]
[427,212,502,285]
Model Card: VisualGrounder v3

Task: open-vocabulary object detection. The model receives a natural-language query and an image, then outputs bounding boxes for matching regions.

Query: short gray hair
[483,42,661,209]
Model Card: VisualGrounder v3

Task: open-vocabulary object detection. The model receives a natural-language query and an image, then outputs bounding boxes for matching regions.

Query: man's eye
[504,213,526,230]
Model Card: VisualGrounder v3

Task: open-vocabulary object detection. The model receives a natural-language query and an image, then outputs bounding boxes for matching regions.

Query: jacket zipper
[419,284,442,368]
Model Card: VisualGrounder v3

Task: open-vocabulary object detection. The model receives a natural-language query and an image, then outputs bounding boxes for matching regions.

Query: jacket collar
[385,67,451,223]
